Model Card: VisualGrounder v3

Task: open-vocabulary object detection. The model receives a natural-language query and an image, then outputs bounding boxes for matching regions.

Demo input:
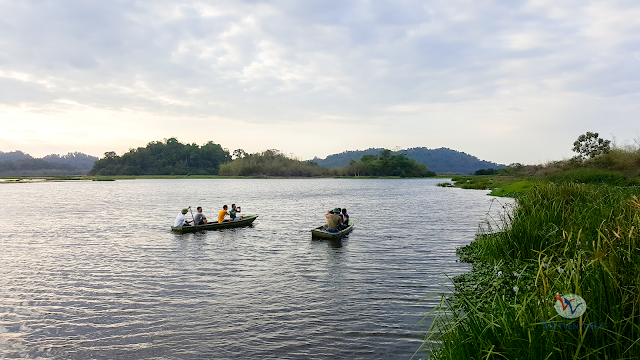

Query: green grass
[423,183,640,359]
[488,180,538,197]
[446,176,537,197]
[544,168,639,186]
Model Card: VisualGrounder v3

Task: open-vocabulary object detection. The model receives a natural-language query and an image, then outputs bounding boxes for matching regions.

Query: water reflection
[0,178,513,359]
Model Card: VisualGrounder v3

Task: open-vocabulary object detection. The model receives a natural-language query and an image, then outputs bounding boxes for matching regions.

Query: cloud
[0,0,639,162]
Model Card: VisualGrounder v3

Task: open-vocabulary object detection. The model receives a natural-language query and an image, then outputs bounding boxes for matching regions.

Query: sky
[1,0,639,165]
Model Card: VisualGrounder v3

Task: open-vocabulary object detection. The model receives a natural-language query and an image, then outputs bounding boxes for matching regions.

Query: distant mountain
[0,159,80,176]
[0,151,98,176]
[0,150,33,162]
[42,152,99,170]
[311,148,385,168]
[311,147,505,174]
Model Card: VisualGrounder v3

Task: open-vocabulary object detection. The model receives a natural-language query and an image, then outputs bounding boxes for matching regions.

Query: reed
[423,183,640,359]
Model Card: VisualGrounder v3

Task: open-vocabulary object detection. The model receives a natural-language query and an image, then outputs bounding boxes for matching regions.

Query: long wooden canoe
[311,220,354,239]
[171,215,258,233]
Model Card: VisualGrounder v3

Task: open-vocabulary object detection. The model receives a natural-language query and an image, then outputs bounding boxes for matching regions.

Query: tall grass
[586,146,640,178]
[424,183,640,359]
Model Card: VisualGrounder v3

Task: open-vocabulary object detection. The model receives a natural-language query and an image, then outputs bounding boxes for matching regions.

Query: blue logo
[540,318,604,330]
[554,293,586,319]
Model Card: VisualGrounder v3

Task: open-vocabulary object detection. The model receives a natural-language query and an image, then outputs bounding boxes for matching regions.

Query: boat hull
[311,220,354,239]
[171,215,258,233]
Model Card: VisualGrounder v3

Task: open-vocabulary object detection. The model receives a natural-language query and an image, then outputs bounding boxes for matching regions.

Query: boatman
[325,208,343,233]
[194,206,208,225]
[218,205,230,223]
[174,208,193,227]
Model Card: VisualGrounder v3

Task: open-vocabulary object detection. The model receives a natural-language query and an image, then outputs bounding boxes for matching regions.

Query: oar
[189,206,197,230]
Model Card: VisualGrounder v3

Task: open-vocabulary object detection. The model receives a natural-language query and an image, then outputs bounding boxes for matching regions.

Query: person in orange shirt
[218,205,230,223]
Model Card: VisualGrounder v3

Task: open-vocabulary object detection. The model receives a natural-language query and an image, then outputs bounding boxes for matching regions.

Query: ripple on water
[0,179,513,359]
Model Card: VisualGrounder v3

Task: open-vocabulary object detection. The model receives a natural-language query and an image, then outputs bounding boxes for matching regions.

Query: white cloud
[0,0,638,163]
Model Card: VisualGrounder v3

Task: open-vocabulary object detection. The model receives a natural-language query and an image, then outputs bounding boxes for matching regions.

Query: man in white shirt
[173,208,193,227]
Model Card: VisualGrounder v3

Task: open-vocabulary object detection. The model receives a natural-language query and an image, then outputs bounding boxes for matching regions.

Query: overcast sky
[1,0,639,164]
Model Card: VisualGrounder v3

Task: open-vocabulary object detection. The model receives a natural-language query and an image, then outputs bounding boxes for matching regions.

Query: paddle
[188,206,197,230]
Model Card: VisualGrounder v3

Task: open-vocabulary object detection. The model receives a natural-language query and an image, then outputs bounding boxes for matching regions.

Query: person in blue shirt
[340,208,350,229]
[230,204,243,220]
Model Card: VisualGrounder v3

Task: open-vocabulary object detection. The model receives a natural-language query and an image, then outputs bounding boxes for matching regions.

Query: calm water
[0,179,513,359]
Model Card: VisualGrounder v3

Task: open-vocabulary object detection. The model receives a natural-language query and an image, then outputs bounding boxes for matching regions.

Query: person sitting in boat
[174,208,193,227]
[325,208,343,233]
[340,208,349,229]
[194,206,208,225]
[218,205,230,223]
[230,204,243,221]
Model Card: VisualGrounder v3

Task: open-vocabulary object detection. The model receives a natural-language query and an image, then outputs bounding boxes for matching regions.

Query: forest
[343,150,435,177]
[219,148,435,177]
[88,138,231,176]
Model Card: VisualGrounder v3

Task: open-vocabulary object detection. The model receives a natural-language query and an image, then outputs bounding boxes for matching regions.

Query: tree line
[0,159,82,177]
[89,138,231,176]
[0,151,99,176]
[88,138,436,177]
[221,148,435,177]
[344,149,435,177]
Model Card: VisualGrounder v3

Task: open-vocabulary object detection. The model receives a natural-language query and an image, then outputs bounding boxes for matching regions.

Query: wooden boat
[171,215,258,233]
[311,220,355,239]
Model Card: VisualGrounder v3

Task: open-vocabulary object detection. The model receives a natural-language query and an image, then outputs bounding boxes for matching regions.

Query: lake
[0,178,513,359]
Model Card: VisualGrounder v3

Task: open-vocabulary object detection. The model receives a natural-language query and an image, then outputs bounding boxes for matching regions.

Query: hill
[0,150,33,162]
[0,159,81,177]
[0,151,98,176]
[311,147,505,174]
[42,152,98,170]
[89,138,230,176]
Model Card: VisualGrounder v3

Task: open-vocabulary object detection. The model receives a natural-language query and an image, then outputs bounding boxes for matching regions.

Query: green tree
[88,138,231,175]
[232,149,246,159]
[346,149,435,177]
[572,132,611,160]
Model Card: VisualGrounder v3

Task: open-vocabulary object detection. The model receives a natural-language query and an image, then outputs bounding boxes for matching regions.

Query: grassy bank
[423,183,640,359]
[437,176,539,197]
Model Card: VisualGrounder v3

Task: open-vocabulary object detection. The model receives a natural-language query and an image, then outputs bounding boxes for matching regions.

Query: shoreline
[423,181,640,358]
[0,175,451,181]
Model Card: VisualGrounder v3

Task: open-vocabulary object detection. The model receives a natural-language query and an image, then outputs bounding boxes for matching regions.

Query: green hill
[89,138,230,176]
[0,150,98,176]
[311,147,505,174]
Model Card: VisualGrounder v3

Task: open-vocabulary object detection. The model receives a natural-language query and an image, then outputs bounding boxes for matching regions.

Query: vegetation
[0,159,84,176]
[0,151,98,176]
[443,133,640,196]
[424,183,640,359]
[219,149,326,177]
[572,132,611,160]
[0,150,32,162]
[423,133,640,359]
[88,138,230,176]
[41,152,98,170]
[474,168,499,175]
[219,148,436,177]
[345,149,435,177]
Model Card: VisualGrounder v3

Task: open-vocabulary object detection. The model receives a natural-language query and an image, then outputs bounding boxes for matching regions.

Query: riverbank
[423,182,640,359]
[437,175,539,197]
[1,174,442,182]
